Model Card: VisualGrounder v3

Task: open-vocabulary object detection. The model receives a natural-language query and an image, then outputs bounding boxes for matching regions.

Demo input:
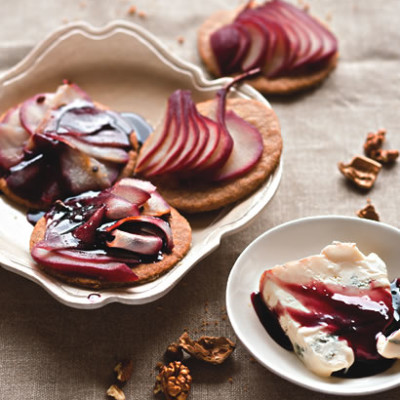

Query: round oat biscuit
[30,207,192,289]
[149,97,282,213]
[197,7,338,95]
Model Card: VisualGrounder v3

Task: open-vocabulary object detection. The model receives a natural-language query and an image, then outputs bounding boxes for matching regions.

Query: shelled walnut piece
[154,333,235,398]
[357,200,380,221]
[107,384,126,400]
[178,332,235,365]
[364,128,399,164]
[338,155,381,189]
[114,359,133,383]
[165,342,184,362]
[154,361,192,400]
[106,359,133,400]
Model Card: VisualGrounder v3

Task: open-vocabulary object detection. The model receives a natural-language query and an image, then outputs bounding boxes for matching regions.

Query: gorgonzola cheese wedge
[260,242,393,377]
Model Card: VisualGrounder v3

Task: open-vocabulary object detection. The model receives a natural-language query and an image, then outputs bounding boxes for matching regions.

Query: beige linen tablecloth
[1,0,400,399]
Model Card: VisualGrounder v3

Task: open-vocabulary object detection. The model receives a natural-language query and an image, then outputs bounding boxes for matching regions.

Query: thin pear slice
[6,154,46,199]
[20,93,54,134]
[246,11,291,77]
[181,105,210,169]
[135,94,179,174]
[260,3,312,71]
[193,119,230,172]
[60,147,112,194]
[227,23,252,72]
[188,114,218,170]
[107,229,163,255]
[55,134,129,164]
[49,81,91,107]
[31,245,138,282]
[116,177,156,193]
[100,215,173,252]
[239,18,269,71]
[160,91,201,173]
[20,83,90,135]
[142,191,171,217]
[104,195,140,220]
[134,118,166,173]
[73,127,130,148]
[272,0,337,66]
[145,91,188,175]
[54,249,140,264]
[258,8,300,71]
[109,179,151,206]
[52,105,131,148]
[264,1,322,71]
[195,85,235,173]
[139,115,179,176]
[0,124,30,169]
[212,110,263,182]
[73,206,106,244]
[110,178,170,217]
[0,105,22,126]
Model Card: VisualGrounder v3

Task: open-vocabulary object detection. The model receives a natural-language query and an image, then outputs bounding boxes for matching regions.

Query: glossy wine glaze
[27,210,46,225]
[43,190,165,264]
[30,176,177,283]
[1,99,151,208]
[252,278,400,377]
[23,110,152,222]
[251,291,293,350]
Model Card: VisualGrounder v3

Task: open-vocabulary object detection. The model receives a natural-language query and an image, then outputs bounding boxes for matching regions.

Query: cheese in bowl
[253,242,400,378]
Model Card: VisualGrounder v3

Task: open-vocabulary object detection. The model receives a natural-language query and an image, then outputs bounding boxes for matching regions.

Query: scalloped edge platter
[0,21,282,308]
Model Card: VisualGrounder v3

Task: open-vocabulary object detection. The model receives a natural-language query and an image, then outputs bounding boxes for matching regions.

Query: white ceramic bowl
[226,215,400,396]
[0,21,282,308]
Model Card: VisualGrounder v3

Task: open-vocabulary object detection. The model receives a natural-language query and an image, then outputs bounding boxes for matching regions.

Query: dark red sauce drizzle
[1,102,152,209]
[39,190,166,267]
[251,278,400,378]
[27,210,46,225]
[24,110,152,225]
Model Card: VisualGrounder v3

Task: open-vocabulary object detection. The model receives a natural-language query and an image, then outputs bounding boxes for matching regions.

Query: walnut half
[178,332,235,365]
[154,361,192,400]
[338,155,382,189]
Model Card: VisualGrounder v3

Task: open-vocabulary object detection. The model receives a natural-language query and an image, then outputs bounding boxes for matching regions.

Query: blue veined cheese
[260,242,394,377]
[282,316,354,377]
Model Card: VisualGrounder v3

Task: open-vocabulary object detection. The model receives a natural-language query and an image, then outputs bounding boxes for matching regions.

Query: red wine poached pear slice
[0,124,30,170]
[31,179,175,283]
[0,82,141,207]
[210,0,338,79]
[106,230,163,255]
[20,83,91,135]
[31,245,139,282]
[135,68,263,183]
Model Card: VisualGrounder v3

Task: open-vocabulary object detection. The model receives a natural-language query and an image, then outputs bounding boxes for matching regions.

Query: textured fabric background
[1,0,400,399]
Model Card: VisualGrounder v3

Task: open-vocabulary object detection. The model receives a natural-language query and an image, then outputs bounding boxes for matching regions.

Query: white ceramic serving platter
[0,21,282,309]
[226,215,400,396]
